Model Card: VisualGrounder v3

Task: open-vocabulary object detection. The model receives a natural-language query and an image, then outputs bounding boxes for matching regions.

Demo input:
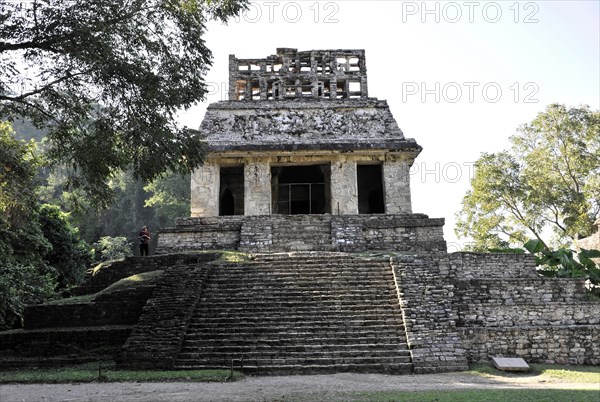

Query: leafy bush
[0,264,56,329]
[524,239,600,290]
[94,236,133,262]
[38,204,93,290]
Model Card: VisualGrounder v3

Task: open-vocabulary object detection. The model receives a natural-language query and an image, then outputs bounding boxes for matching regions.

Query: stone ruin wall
[156,214,447,254]
[191,151,416,218]
[449,253,599,365]
[201,99,406,147]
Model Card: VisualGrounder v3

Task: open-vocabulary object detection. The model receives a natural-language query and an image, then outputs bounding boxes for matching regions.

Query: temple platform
[156,213,446,254]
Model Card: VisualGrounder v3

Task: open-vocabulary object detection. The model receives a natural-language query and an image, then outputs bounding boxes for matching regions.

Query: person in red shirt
[139,226,151,256]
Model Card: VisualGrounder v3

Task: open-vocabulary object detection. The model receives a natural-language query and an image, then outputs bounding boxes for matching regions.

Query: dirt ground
[1,372,598,402]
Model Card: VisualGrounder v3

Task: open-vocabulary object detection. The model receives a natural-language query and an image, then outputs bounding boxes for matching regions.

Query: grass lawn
[0,361,243,383]
[468,363,600,384]
[287,389,599,402]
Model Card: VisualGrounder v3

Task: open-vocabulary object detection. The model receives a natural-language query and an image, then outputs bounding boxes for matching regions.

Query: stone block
[491,357,530,371]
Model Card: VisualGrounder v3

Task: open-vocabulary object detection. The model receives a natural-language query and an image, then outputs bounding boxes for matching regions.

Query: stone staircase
[174,253,413,374]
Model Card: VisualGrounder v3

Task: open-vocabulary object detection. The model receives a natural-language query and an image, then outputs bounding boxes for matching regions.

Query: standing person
[139,226,151,256]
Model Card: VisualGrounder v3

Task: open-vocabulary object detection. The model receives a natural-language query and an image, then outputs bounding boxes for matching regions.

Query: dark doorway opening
[271,165,329,214]
[219,166,244,216]
[358,164,385,214]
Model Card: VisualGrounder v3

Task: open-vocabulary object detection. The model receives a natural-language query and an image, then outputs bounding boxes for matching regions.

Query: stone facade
[4,48,597,374]
[156,214,447,254]
[185,48,422,229]
[449,252,599,366]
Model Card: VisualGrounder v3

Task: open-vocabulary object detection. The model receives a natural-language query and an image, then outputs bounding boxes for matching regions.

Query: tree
[0,123,55,328]
[0,121,40,226]
[38,204,93,290]
[0,122,94,328]
[0,0,247,206]
[456,104,600,250]
[94,236,134,262]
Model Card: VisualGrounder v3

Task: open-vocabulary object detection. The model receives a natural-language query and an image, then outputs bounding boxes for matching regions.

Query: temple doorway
[219,166,244,216]
[357,164,385,214]
[271,165,330,214]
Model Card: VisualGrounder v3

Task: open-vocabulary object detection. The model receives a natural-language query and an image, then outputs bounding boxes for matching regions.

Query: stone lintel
[206,140,422,156]
[205,148,420,165]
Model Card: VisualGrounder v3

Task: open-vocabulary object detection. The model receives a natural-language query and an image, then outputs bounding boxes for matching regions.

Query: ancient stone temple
[158,48,446,253]
[2,48,597,376]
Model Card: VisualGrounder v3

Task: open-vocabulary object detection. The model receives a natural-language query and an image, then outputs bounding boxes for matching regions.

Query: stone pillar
[330,160,358,215]
[190,163,220,217]
[244,161,271,215]
[383,160,412,214]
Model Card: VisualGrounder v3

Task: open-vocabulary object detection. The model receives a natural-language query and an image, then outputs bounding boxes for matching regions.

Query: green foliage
[40,170,191,256]
[457,104,600,250]
[0,121,42,226]
[94,236,133,262]
[523,239,600,287]
[0,122,94,328]
[0,264,56,329]
[144,173,191,220]
[0,361,243,383]
[37,204,93,289]
[0,0,248,207]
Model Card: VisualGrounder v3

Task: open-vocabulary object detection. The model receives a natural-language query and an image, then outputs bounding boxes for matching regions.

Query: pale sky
[178,0,600,249]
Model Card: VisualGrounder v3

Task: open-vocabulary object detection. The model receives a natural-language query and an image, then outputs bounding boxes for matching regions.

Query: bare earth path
[2,372,598,402]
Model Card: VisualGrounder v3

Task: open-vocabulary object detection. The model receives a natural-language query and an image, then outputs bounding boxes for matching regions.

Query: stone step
[176,355,412,366]
[181,334,405,344]
[202,290,398,299]
[240,263,389,269]
[208,268,392,277]
[187,316,404,326]
[173,253,412,375]
[173,362,414,375]
[178,349,411,361]
[199,295,399,303]
[217,257,388,264]
[205,276,395,284]
[195,301,401,310]
[195,312,402,321]
[179,342,407,353]
[194,306,400,314]
[212,257,390,269]
[181,330,405,343]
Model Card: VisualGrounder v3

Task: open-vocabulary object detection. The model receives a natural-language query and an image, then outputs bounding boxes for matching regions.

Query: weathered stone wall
[191,163,220,217]
[456,303,600,327]
[24,301,147,330]
[25,273,159,330]
[383,160,412,214]
[72,253,220,295]
[119,257,213,369]
[454,278,588,305]
[157,214,447,254]
[201,99,407,147]
[448,252,539,279]
[391,254,469,374]
[459,326,599,365]
[244,161,271,215]
[0,326,131,358]
[154,218,244,254]
[330,160,358,214]
[449,252,600,366]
